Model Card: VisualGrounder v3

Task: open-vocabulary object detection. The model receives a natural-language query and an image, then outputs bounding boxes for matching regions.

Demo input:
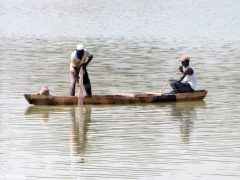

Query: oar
[160,70,179,94]
[78,66,84,106]
[77,67,86,127]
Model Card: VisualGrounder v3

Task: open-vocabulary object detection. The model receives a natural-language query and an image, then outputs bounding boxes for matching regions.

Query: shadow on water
[25,105,92,155]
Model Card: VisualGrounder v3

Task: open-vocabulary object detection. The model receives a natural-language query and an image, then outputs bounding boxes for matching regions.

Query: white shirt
[182,66,197,90]
[70,50,92,71]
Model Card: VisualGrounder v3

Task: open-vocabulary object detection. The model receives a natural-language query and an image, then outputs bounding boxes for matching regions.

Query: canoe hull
[24,90,207,106]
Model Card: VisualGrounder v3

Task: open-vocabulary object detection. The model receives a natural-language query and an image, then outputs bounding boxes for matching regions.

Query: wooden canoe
[24,90,207,105]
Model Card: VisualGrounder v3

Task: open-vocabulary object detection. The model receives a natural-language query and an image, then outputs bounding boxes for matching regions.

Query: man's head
[179,54,190,67]
[76,43,84,51]
[76,44,85,59]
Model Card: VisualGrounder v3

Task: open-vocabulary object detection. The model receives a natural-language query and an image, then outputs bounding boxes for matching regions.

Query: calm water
[1,0,240,179]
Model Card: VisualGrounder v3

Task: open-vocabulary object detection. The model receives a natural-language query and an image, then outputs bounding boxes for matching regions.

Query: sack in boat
[35,85,50,95]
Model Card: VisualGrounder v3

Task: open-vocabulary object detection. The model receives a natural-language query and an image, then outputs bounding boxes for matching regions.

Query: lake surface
[1,0,240,179]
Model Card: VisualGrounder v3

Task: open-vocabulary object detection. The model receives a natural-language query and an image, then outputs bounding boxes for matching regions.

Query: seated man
[169,55,197,93]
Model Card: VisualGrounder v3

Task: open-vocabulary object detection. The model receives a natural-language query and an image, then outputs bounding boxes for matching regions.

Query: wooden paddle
[78,66,84,106]
[160,70,179,94]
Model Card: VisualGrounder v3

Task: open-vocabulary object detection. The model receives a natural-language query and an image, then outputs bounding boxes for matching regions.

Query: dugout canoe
[24,90,207,105]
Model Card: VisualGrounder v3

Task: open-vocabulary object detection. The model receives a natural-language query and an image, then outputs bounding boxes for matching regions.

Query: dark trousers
[70,67,92,96]
[170,81,193,93]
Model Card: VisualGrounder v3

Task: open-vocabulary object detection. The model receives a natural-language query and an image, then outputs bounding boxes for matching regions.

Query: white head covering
[76,44,84,50]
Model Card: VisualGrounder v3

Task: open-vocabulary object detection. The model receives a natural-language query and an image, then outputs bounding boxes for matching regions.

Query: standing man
[70,43,93,96]
[169,55,197,93]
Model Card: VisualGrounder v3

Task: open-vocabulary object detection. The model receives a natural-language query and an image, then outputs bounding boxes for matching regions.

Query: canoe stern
[175,90,207,101]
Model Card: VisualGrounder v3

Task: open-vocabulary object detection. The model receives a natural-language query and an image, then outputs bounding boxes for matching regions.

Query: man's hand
[84,55,93,67]
[179,65,183,73]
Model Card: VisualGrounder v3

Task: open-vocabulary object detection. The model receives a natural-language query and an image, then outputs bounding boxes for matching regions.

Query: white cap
[76,44,84,50]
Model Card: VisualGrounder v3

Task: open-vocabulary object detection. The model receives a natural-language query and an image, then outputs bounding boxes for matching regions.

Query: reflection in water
[170,101,206,143]
[25,105,92,155]
[70,106,91,155]
[25,106,69,120]
[25,102,204,148]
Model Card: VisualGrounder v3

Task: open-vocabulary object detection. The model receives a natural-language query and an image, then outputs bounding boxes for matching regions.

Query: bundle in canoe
[24,90,207,105]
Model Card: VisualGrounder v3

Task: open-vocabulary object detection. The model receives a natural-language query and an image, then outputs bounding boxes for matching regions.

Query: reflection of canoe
[24,90,207,105]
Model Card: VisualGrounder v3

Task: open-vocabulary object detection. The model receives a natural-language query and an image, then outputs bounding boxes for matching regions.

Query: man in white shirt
[70,44,93,96]
[169,55,197,93]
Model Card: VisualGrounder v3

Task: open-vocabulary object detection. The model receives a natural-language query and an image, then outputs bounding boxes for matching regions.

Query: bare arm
[85,54,93,66]
[178,67,193,82]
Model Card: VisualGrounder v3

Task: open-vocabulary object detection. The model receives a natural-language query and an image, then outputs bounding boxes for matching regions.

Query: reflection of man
[171,102,205,143]
[69,106,91,154]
